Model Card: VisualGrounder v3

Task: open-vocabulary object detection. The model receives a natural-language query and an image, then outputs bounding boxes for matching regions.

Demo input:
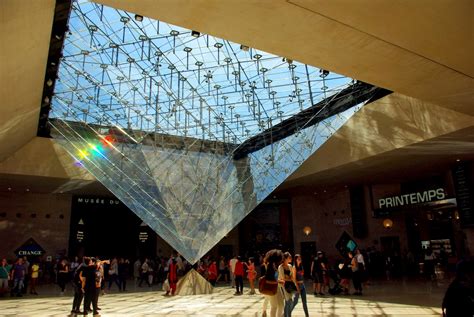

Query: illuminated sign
[378,188,446,209]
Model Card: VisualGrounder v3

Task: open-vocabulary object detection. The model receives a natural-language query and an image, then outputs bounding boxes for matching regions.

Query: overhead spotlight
[46,79,53,87]
[319,69,330,78]
[7,187,11,191]
[134,14,143,22]
[44,96,50,104]
[240,44,250,51]
[191,30,200,38]
[456,158,461,162]
[26,188,30,192]
[55,34,62,40]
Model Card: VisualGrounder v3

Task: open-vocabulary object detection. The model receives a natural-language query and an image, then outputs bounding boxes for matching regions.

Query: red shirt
[234,261,244,276]
[208,262,217,280]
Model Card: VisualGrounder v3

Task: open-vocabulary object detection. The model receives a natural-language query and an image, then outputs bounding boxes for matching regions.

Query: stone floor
[0,278,446,316]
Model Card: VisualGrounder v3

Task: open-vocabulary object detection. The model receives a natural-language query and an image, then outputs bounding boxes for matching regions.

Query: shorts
[312,271,324,283]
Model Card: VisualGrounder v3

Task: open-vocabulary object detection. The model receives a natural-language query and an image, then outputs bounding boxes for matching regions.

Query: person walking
[133,258,141,286]
[107,258,120,291]
[292,254,309,317]
[165,258,178,296]
[118,258,129,291]
[261,249,284,317]
[279,252,297,317]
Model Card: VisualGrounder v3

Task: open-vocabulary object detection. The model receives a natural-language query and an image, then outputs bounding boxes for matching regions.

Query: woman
[246,257,257,295]
[166,258,178,296]
[57,258,69,295]
[292,254,309,317]
[29,260,39,295]
[279,252,297,317]
[262,249,284,317]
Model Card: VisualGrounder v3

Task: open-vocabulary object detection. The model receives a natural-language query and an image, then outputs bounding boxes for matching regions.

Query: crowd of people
[1,248,472,316]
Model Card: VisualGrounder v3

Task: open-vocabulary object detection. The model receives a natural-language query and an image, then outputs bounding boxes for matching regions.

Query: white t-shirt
[356,253,365,265]
[229,258,237,273]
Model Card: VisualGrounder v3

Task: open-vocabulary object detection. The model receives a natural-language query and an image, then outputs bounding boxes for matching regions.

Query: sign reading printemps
[76,197,121,205]
[378,188,446,209]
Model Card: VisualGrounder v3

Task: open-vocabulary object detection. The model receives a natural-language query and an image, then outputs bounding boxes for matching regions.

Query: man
[82,258,100,316]
[71,257,88,314]
[10,258,26,297]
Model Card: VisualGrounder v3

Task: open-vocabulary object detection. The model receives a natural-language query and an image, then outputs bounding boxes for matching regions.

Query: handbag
[258,276,278,295]
[284,281,297,294]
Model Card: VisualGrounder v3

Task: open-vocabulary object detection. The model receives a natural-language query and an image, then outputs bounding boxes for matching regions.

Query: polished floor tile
[0,279,445,316]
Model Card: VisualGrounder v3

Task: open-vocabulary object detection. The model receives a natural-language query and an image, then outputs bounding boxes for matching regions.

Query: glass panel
[50,0,365,263]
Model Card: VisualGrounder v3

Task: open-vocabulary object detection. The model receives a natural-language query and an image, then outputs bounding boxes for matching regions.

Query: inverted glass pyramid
[49,0,375,263]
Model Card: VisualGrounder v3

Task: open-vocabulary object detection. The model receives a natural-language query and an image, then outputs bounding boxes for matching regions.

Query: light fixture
[26,188,30,192]
[7,187,12,191]
[44,96,50,104]
[46,79,53,87]
[382,218,393,229]
[303,226,312,236]
[134,14,143,22]
[319,69,330,78]
[240,44,249,51]
[456,159,461,162]
[454,211,460,220]
[191,30,200,37]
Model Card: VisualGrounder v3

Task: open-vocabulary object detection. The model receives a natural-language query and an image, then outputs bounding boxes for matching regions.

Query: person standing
[0,258,12,296]
[350,251,362,295]
[234,256,244,295]
[57,258,69,295]
[71,257,88,314]
[29,260,39,295]
[216,256,228,283]
[246,257,257,295]
[10,258,26,297]
[292,255,309,317]
[82,258,102,315]
[229,255,238,288]
[118,258,129,292]
[208,260,218,286]
[139,258,150,287]
[133,258,141,287]
[311,251,327,296]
